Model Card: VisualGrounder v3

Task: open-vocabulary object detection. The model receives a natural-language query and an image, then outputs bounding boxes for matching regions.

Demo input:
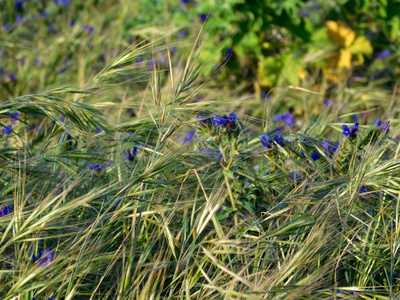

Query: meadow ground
[1,1,400,299]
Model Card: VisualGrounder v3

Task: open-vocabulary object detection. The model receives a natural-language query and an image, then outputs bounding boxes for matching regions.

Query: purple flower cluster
[83,25,95,34]
[260,134,285,148]
[32,248,55,267]
[53,0,71,6]
[342,123,359,139]
[89,163,105,172]
[183,130,195,144]
[123,146,138,162]
[212,112,236,126]
[375,49,390,60]
[0,205,12,217]
[322,140,339,155]
[273,111,295,126]
[2,125,12,135]
[311,151,321,161]
[2,110,21,136]
[374,118,390,133]
[323,99,332,107]
[9,111,20,123]
[197,112,237,127]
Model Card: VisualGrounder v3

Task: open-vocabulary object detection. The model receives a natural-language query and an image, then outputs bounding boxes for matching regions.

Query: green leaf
[223,169,235,180]
[347,36,373,55]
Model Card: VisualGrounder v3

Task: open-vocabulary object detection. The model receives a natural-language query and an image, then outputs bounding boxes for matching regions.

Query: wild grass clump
[1,2,400,300]
[0,38,399,299]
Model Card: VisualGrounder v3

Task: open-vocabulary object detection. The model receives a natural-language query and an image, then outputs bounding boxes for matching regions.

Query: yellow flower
[337,49,352,68]
[325,21,372,69]
[326,21,355,47]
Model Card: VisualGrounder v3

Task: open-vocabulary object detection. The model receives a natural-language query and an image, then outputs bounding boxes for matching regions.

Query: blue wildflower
[39,12,49,19]
[342,122,359,139]
[48,24,57,34]
[9,111,20,123]
[342,125,351,137]
[375,118,390,133]
[323,140,339,155]
[183,130,195,144]
[223,48,233,61]
[323,99,332,107]
[177,30,186,40]
[123,147,138,162]
[60,115,66,122]
[375,49,390,60]
[148,59,158,71]
[0,205,11,217]
[14,1,24,9]
[216,149,222,162]
[83,25,95,34]
[32,251,42,262]
[322,140,330,152]
[311,150,321,161]
[273,134,285,147]
[359,185,377,200]
[199,14,207,22]
[54,0,70,6]
[332,141,339,152]
[272,126,284,133]
[212,115,228,126]
[3,125,12,135]
[260,134,273,148]
[260,91,270,100]
[37,248,55,267]
[58,67,67,74]
[89,163,105,172]
[159,54,167,66]
[8,73,17,82]
[229,112,236,122]
[352,114,359,122]
[273,112,284,122]
[381,121,390,133]
[196,115,210,123]
[273,111,295,126]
